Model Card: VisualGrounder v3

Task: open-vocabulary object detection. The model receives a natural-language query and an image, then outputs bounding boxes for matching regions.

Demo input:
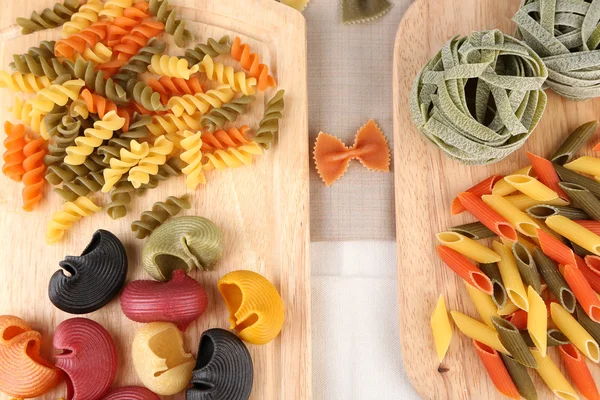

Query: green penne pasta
[571,241,595,258]
[526,204,590,221]
[512,243,542,294]
[554,163,600,199]
[449,222,495,240]
[500,354,538,400]
[479,262,508,309]
[520,329,570,348]
[550,121,598,165]
[532,248,576,313]
[576,305,600,344]
[491,316,538,368]
[559,182,600,221]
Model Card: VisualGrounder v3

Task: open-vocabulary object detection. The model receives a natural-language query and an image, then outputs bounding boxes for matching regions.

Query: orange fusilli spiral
[55,21,109,58]
[22,137,47,211]
[147,76,204,103]
[201,126,250,152]
[113,20,164,62]
[79,89,132,131]
[105,3,150,47]
[231,36,276,91]
[2,122,27,182]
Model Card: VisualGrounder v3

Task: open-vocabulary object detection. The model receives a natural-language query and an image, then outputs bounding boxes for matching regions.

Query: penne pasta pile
[432,120,600,400]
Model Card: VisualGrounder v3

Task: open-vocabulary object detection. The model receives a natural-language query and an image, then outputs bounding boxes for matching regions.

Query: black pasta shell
[186,328,253,400]
[49,229,128,314]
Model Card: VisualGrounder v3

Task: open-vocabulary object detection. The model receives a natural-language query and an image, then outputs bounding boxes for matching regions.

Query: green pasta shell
[142,216,223,281]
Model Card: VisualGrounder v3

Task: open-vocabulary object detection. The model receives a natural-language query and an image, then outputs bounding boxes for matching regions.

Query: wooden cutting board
[394,0,600,398]
[0,0,310,399]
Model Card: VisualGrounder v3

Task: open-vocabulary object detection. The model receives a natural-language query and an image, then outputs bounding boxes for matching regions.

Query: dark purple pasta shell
[49,229,128,314]
[102,386,160,400]
[120,269,208,331]
[186,328,253,400]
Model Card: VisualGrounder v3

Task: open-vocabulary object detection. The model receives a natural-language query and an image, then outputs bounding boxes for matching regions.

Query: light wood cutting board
[0,0,310,399]
[394,0,600,399]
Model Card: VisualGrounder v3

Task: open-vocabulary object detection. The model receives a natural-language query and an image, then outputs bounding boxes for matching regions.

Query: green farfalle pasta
[410,29,548,165]
[255,89,284,149]
[123,79,166,111]
[16,0,81,35]
[113,38,166,82]
[148,0,192,48]
[200,95,255,132]
[342,0,393,24]
[513,0,600,100]
[131,194,192,239]
[184,36,231,65]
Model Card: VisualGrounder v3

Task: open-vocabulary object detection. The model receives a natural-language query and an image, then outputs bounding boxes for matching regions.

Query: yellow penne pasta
[504,175,560,202]
[430,295,453,362]
[546,215,600,255]
[564,156,600,177]
[527,286,547,356]
[482,194,540,237]
[504,194,569,211]
[496,299,519,316]
[531,349,579,400]
[493,241,529,311]
[551,302,600,363]
[435,232,500,263]
[492,166,533,196]
[500,235,538,254]
[464,283,497,327]
[450,311,508,354]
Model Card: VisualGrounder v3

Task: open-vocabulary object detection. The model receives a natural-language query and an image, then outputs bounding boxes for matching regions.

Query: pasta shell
[102,386,160,400]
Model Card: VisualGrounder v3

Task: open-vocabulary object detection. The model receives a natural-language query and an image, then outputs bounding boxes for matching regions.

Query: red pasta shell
[53,318,117,400]
[120,270,208,331]
[102,386,160,400]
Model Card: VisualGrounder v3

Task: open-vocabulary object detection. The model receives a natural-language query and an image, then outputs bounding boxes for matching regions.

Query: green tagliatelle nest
[513,0,600,101]
[410,29,548,165]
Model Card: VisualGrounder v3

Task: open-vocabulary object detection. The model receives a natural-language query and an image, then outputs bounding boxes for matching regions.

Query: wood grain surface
[394,0,600,399]
[0,0,310,399]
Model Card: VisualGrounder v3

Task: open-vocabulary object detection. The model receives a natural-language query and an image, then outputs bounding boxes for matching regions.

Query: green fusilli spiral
[200,95,254,132]
[184,36,231,65]
[11,55,67,79]
[10,41,56,71]
[113,38,166,82]
[255,90,284,149]
[17,0,81,35]
[131,194,191,239]
[54,171,104,202]
[123,79,166,111]
[148,0,192,48]
[66,59,128,104]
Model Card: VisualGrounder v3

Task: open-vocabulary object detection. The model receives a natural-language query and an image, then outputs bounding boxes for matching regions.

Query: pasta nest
[128,136,174,188]
[148,54,199,79]
[29,79,85,115]
[198,55,257,95]
[0,71,51,93]
[167,85,234,117]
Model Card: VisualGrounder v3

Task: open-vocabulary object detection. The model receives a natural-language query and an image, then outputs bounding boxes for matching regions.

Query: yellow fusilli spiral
[29,79,85,115]
[80,43,112,64]
[167,85,234,117]
[0,71,51,93]
[102,140,150,192]
[46,196,102,244]
[128,136,174,188]
[148,54,199,79]
[65,110,126,165]
[62,0,105,36]
[147,112,203,136]
[198,55,257,95]
[180,130,206,190]
[10,98,44,135]
[203,141,263,170]
[98,0,132,20]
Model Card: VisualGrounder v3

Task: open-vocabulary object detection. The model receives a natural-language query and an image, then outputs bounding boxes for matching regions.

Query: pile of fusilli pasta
[1,0,285,244]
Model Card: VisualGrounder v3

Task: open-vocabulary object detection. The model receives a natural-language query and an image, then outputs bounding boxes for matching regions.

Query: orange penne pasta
[564,264,600,323]
[559,344,600,400]
[437,245,493,294]
[457,192,518,241]
[594,142,600,152]
[473,340,520,400]
[576,220,600,236]
[451,175,504,215]
[585,255,600,275]
[537,228,578,266]
[527,152,569,201]
[506,309,527,330]
[582,256,600,293]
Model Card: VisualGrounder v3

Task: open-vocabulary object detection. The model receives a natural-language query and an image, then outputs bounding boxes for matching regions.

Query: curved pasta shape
[148,0,192,47]
[12,40,56,63]
[30,79,85,115]
[231,37,276,91]
[0,71,51,92]
[200,96,254,132]
[147,76,203,103]
[102,140,150,192]
[201,126,250,152]
[180,130,206,189]
[168,85,234,117]
[46,196,102,244]
[121,269,208,330]
[103,386,160,400]
[147,112,202,136]
[17,0,80,34]
[198,55,256,95]
[148,54,199,79]
[128,136,174,188]
[142,216,224,281]
[218,270,285,345]
[62,0,104,36]
[0,316,62,398]
[112,21,165,62]
[56,21,109,59]
[22,137,47,212]
[203,141,263,171]
[185,36,231,65]
[79,89,131,131]
[111,37,165,81]
[2,122,27,182]
[81,42,112,63]
[46,162,90,187]
[49,230,128,314]
[56,171,105,201]
[187,328,253,400]
[53,318,117,400]
[255,89,284,149]
[65,111,125,165]
[131,194,191,238]
[124,78,167,111]
[98,0,133,20]
[10,98,43,134]
[11,54,65,80]
[132,322,195,395]
[104,3,151,48]
[66,58,128,104]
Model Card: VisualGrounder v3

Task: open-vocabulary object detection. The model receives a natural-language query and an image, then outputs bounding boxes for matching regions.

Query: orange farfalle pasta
[527,152,569,202]
[473,340,520,400]
[564,264,600,323]
[457,192,518,241]
[451,175,504,215]
[201,126,250,152]
[79,89,131,131]
[231,36,276,91]
[314,119,390,186]
[55,21,109,59]
[105,3,150,46]
[0,315,62,398]
[436,245,493,294]
[113,20,165,62]
[2,121,27,182]
[147,76,204,103]
[22,137,46,211]
[559,344,600,400]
